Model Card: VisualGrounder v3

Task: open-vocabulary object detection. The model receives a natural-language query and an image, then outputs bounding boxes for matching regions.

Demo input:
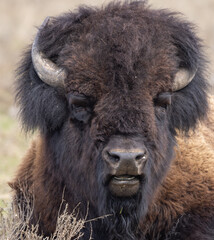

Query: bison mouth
[108,175,141,197]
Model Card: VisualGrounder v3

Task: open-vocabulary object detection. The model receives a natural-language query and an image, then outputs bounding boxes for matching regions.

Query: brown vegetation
[0,196,87,240]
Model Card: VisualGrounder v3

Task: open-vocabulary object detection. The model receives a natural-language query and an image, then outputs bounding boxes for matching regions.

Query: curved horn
[31,17,67,88]
[172,68,197,91]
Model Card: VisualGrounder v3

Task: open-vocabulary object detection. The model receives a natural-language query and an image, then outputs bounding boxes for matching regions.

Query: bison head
[16,1,208,239]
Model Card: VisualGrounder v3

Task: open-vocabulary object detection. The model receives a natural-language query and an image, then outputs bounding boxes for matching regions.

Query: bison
[11,1,214,239]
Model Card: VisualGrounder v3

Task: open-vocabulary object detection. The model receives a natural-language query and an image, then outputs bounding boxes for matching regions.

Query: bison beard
[11,1,214,240]
[98,195,142,240]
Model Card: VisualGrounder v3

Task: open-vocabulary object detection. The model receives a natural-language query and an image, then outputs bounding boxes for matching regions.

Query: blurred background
[0,0,214,202]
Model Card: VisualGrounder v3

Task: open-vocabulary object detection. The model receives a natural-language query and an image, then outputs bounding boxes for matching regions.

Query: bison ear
[15,49,68,133]
[168,19,208,134]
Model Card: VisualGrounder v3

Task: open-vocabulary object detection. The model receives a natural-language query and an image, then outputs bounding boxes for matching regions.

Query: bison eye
[153,92,172,109]
[154,92,171,121]
[67,93,94,124]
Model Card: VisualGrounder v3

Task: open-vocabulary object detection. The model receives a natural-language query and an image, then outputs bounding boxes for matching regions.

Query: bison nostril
[135,152,148,162]
[107,151,120,162]
[136,154,144,161]
[104,148,148,165]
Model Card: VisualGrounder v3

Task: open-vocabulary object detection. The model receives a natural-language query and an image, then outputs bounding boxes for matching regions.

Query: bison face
[68,93,149,197]
[60,83,177,238]
[61,84,176,231]
[16,2,208,238]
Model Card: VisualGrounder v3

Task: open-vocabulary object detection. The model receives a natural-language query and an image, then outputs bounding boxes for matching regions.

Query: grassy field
[0,0,214,204]
[0,110,30,201]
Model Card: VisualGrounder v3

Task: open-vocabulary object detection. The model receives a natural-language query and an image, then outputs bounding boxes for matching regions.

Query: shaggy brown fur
[142,96,214,239]
[11,97,214,239]
[10,1,214,239]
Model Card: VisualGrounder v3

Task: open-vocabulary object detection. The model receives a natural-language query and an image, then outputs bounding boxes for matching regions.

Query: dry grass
[0,183,110,240]
[0,198,88,240]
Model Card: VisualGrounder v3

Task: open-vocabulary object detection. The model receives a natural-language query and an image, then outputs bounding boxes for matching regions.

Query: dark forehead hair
[39,1,197,93]
[16,0,208,134]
